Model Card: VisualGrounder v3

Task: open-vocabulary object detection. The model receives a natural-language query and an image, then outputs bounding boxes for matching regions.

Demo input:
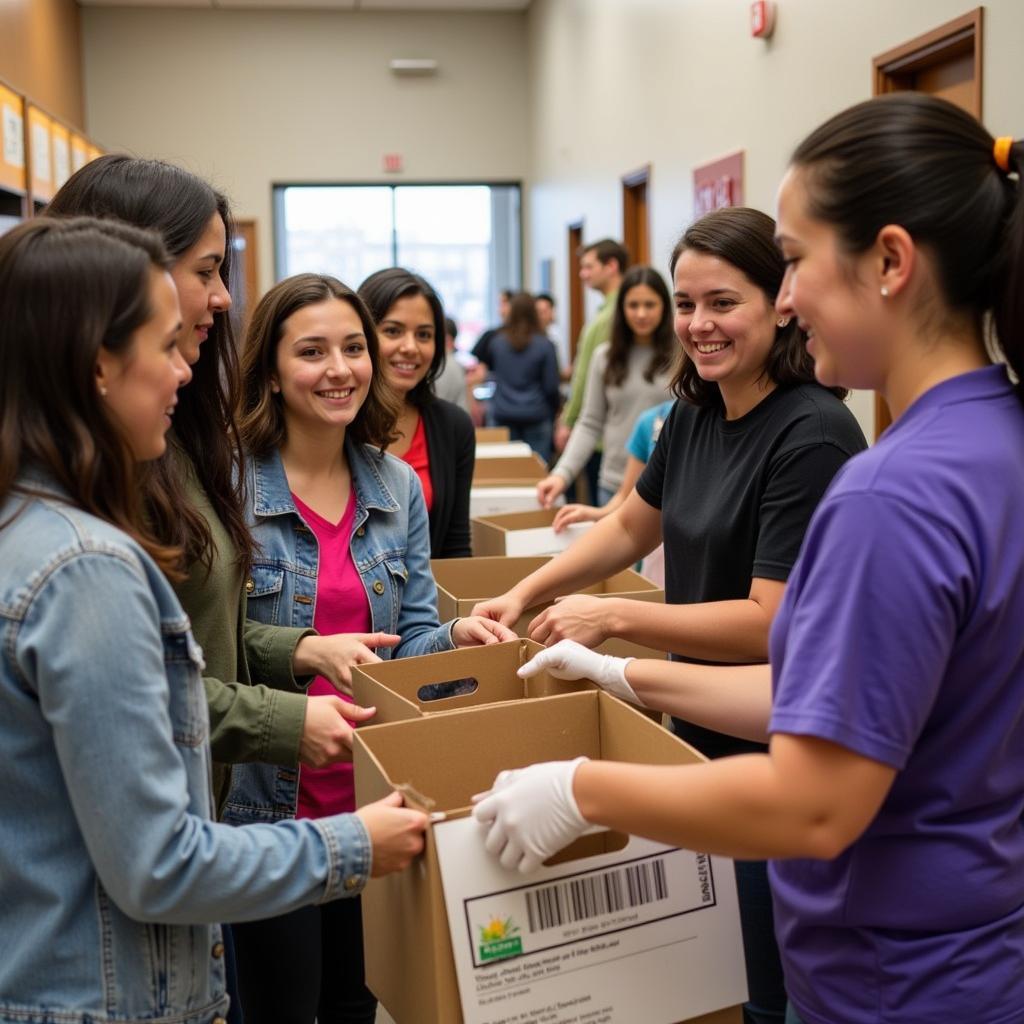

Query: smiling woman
[230,272,514,1023]
[359,267,477,557]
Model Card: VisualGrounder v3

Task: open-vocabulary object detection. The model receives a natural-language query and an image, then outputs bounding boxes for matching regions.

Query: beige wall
[0,0,84,128]
[524,0,1024,439]
[82,7,530,293]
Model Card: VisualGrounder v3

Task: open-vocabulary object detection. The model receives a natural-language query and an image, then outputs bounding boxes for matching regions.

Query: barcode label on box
[525,858,669,932]
[463,850,717,968]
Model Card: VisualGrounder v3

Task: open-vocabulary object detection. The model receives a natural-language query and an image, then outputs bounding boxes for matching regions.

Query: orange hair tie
[993,136,1014,173]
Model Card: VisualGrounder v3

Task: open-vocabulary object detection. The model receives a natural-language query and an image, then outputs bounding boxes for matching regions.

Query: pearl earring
[777,317,790,328]
[99,384,108,397]
[880,285,890,298]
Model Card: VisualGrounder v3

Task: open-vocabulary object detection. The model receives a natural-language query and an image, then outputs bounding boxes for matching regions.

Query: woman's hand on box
[552,502,606,533]
[536,474,567,509]
[472,758,591,873]
[470,592,525,629]
[357,792,429,877]
[452,616,518,648]
[299,696,376,768]
[293,632,401,695]
[518,639,641,706]
[528,594,613,648]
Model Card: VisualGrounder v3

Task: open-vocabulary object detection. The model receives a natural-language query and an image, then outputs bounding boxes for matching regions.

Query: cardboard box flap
[351,639,597,725]
[432,555,552,600]
[473,508,563,530]
[356,692,604,815]
[472,453,546,484]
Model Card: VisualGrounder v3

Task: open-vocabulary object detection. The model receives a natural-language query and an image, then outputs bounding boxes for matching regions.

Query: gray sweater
[553,343,673,493]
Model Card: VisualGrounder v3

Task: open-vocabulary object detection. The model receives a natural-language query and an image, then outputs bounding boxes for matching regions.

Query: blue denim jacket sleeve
[20,550,370,924]
[392,465,457,659]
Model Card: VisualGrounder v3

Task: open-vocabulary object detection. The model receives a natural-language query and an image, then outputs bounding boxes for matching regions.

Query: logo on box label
[477,915,522,962]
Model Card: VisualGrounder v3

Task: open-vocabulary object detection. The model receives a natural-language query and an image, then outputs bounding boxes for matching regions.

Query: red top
[291,489,371,819]
[399,414,433,513]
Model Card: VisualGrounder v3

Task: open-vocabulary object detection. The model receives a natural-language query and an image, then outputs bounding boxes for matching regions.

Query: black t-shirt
[636,383,867,758]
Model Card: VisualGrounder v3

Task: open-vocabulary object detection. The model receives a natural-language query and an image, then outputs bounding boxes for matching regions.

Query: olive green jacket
[174,468,312,814]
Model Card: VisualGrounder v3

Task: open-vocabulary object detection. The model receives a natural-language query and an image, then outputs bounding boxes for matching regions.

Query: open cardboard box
[472,507,594,557]
[352,638,596,726]
[471,452,547,487]
[475,441,534,459]
[354,692,745,1024]
[431,554,667,662]
[476,426,511,443]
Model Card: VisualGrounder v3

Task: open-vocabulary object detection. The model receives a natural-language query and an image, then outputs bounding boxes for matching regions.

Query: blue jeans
[565,448,602,503]
[734,859,787,1024]
[505,420,554,464]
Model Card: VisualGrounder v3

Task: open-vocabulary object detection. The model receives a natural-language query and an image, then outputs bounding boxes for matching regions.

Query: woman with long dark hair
[537,264,675,506]
[227,273,514,1023]
[48,157,391,817]
[476,290,562,461]
[476,95,1024,1024]
[474,207,867,1024]
[0,216,426,1024]
[358,267,476,557]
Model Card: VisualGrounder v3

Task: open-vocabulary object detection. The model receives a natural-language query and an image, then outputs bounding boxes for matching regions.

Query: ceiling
[78,0,531,9]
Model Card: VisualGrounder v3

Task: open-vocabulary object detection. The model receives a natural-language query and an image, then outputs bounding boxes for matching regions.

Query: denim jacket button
[211,940,225,959]
[372,580,385,595]
[244,578,255,594]
[356,526,366,537]
[344,874,361,891]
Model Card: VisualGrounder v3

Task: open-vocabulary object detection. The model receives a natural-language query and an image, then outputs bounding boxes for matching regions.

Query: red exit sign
[382,153,403,173]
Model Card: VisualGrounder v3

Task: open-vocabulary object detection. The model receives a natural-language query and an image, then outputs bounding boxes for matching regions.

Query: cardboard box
[352,639,595,726]
[476,426,511,443]
[469,486,548,518]
[430,555,667,662]
[472,452,547,487]
[354,692,746,1024]
[472,507,594,557]
[475,441,534,459]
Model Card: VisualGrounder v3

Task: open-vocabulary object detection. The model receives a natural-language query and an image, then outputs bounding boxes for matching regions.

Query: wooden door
[230,218,260,336]
[871,7,982,436]
[567,220,584,362]
[622,165,650,266]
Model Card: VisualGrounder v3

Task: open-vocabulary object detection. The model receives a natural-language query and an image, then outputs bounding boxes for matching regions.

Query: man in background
[557,239,627,502]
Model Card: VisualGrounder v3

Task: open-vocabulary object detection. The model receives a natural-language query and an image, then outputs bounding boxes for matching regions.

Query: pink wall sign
[693,151,744,218]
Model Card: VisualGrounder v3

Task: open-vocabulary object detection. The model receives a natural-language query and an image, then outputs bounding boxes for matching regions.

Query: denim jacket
[224,440,455,826]
[0,477,370,1024]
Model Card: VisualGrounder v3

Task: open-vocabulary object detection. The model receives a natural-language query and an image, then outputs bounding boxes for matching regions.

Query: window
[274,183,521,347]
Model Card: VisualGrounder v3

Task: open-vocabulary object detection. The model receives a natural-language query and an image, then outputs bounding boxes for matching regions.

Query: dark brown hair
[669,207,845,406]
[604,265,675,388]
[791,93,1023,395]
[580,238,630,274]
[239,274,400,455]
[503,291,543,351]
[47,155,253,574]
[358,268,446,408]
[0,217,181,575]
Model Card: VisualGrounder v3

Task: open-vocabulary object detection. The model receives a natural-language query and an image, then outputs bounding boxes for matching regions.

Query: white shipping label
[503,522,593,557]
[435,817,747,1024]
[2,106,24,168]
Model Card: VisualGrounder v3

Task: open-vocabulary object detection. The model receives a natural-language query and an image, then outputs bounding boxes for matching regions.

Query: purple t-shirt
[768,366,1024,1024]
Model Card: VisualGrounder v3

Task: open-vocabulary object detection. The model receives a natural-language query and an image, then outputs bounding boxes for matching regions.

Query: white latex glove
[472,758,590,873]
[518,639,642,706]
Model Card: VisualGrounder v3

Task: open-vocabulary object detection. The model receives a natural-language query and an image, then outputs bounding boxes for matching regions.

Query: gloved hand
[472,757,590,873]
[518,639,642,706]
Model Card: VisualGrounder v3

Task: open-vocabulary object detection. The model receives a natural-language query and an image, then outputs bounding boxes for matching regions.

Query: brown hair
[669,207,846,406]
[604,265,676,388]
[47,155,253,574]
[580,238,630,274]
[0,217,182,576]
[503,291,543,351]
[791,93,1023,398]
[239,274,400,455]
